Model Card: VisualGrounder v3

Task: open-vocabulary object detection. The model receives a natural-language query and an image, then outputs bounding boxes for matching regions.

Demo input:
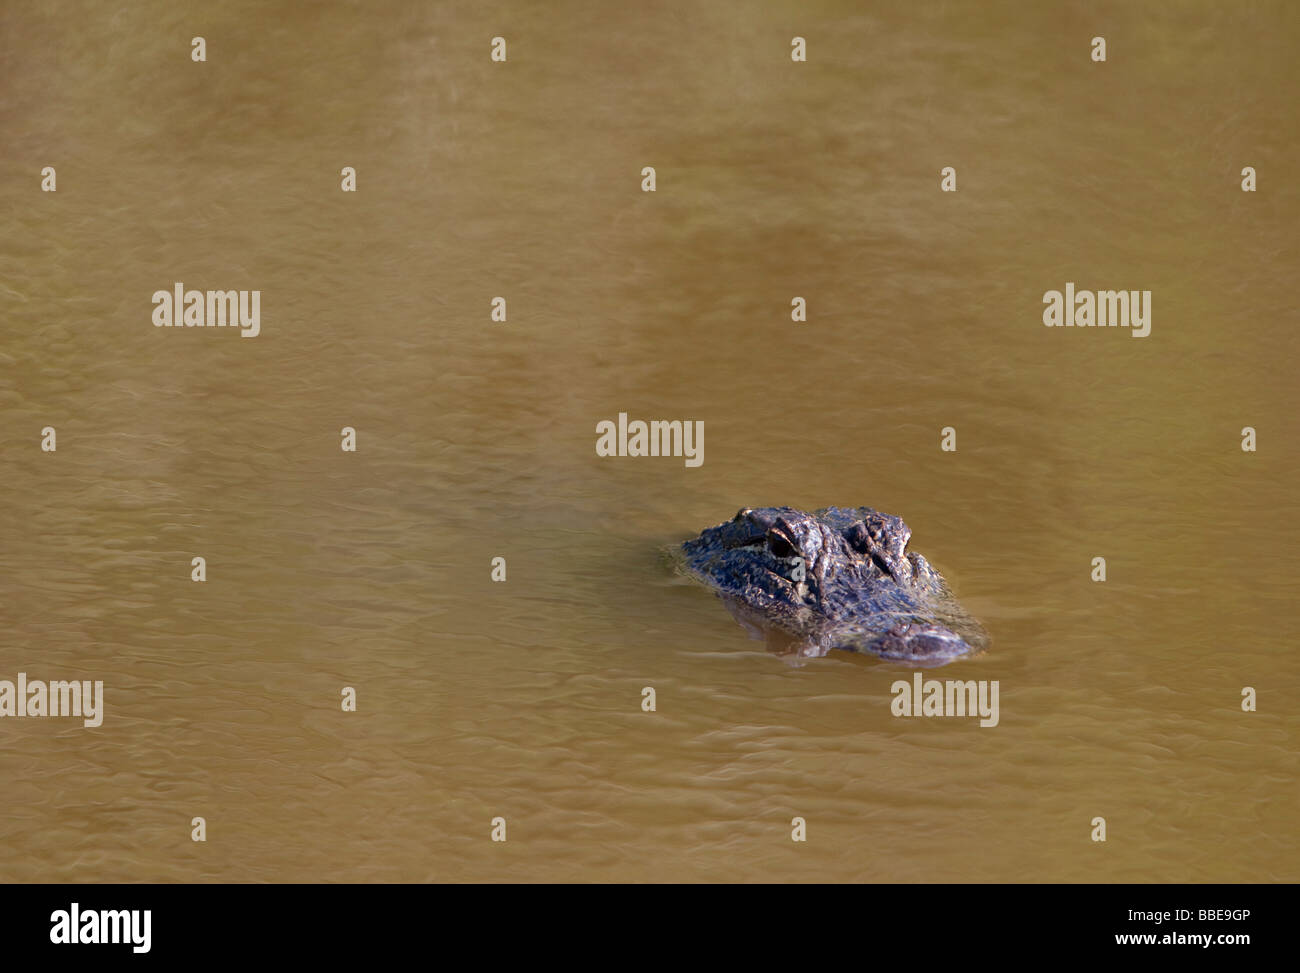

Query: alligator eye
[844,523,870,552]
[767,532,797,559]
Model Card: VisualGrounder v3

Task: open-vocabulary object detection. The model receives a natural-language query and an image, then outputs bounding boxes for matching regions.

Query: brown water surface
[1,1,1296,881]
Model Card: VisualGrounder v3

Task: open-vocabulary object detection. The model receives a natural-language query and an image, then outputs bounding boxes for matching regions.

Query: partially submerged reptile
[680,506,986,665]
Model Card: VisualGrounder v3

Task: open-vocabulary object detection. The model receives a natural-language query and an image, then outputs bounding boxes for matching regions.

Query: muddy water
[1,1,1296,882]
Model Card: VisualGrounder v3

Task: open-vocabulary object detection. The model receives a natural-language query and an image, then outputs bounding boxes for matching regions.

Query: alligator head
[680,506,986,665]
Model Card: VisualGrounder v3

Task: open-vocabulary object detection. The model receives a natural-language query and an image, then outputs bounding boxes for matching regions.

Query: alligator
[680,506,986,665]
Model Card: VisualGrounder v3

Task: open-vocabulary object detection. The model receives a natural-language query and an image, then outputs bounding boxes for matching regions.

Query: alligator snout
[863,621,971,664]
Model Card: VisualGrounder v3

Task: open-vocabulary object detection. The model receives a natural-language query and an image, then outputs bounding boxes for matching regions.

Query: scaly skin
[681,506,986,664]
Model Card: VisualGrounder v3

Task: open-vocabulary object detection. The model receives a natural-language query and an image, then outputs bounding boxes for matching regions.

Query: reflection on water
[1,0,1296,881]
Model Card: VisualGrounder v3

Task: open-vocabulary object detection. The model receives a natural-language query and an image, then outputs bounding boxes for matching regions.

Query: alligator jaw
[854,621,972,665]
